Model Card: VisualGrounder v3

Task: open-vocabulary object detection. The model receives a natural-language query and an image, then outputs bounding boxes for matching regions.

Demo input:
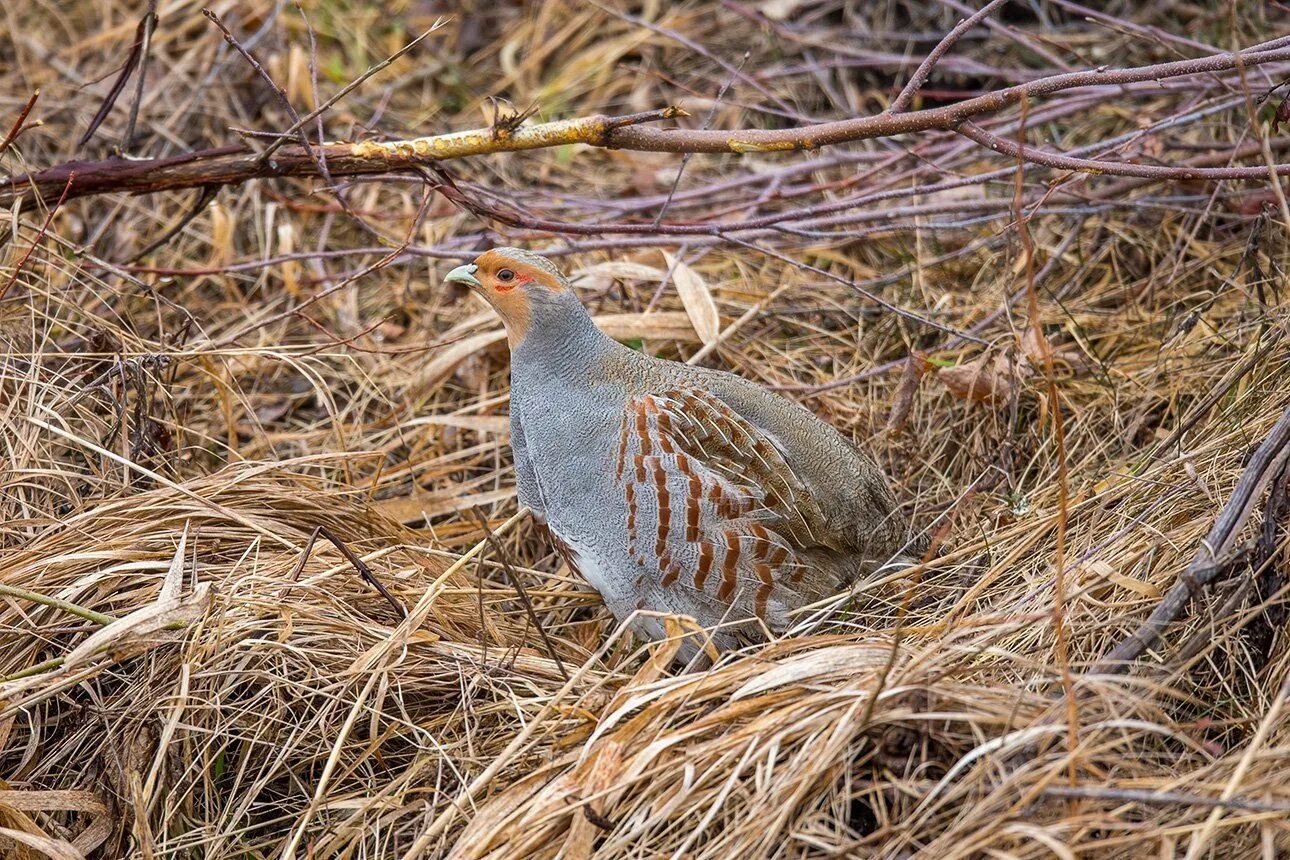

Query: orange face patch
[467,250,568,345]
[474,250,567,294]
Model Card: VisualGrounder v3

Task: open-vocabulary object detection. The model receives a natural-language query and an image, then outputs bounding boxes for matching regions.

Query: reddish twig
[0,173,76,302]
[890,0,1010,112]
[957,120,1290,179]
[0,90,40,157]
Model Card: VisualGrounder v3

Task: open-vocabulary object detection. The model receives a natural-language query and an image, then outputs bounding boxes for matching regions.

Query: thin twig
[124,184,218,263]
[0,583,117,627]
[890,0,1010,112]
[471,508,569,682]
[0,89,39,157]
[653,53,746,226]
[203,8,339,201]
[958,119,1290,179]
[121,0,158,153]
[291,525,408,618]
[77,6,155,149]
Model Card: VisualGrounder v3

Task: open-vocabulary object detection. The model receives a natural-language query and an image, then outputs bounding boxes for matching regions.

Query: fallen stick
[1098,405,1290,671]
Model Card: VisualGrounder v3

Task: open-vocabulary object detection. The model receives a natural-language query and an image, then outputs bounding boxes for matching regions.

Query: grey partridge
[446,248,921,656]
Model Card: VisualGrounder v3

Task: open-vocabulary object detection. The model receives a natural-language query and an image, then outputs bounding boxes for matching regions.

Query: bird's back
[594,346,918,592]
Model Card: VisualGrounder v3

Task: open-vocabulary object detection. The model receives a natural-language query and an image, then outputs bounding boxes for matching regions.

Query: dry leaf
[1079,559,1161,600]
[1021,327,1047,367]
[375,487,517,522]
[158,522,189,603]
[414,329,507,390]
[937,353,1022,404]
[595,311,700,342]
[886,352,933,433]
[662,252,720,345]
[570,261,664,290]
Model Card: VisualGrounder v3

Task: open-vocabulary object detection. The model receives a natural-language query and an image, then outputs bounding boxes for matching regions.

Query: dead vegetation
[2,1,1290,857]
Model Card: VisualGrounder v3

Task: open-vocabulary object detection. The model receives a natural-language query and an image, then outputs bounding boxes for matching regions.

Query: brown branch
[4,40,1290,209]
[1098,405,1290,671]
[0,110,687,209]
[0,89,40,158]
[958,120,1290,179]
[889,0,1010,113]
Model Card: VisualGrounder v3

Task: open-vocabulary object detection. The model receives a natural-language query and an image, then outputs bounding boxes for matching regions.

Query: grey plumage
[447,248,921,658]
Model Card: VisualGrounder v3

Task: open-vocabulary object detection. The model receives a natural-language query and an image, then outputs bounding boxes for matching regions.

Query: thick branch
[3,39,1290,209]
[0,112,679,208]
[1098,405,1290,671]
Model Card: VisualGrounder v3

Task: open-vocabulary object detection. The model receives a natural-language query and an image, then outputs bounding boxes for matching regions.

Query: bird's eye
[497,268,516,282]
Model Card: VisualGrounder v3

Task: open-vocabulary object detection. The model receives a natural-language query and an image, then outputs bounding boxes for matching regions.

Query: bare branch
[890,0,1010,113]
[1099,405,1290,671]
[958,120,1290,179]
[4,40,1290,209]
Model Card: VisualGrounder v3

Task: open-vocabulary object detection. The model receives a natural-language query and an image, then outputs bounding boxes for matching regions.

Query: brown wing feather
[615,386,837,630]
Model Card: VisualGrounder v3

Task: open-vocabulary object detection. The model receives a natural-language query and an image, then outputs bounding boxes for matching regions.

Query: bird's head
[444,247,577,346]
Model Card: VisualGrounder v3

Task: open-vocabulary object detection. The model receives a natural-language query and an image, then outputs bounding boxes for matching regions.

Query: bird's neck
[509,301,617,378]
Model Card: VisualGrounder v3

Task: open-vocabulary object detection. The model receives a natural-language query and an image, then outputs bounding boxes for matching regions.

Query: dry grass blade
[2,2,1290,858]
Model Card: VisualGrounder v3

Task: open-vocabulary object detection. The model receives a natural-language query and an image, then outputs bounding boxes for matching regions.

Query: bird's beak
[445,263,482,289]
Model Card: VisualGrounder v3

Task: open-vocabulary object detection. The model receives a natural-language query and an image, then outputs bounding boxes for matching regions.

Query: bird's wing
[613,386,835,629]
[699,370,914,564]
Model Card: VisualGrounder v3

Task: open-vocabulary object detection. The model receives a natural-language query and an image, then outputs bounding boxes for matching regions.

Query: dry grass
[2,1,1290,857]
